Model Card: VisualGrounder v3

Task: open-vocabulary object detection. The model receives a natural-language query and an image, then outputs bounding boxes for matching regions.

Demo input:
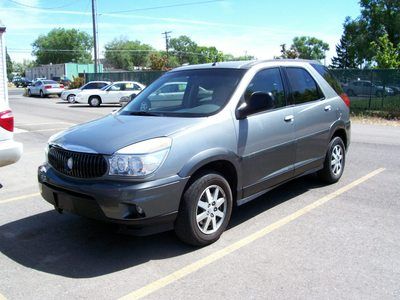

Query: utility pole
[91,0,98,73]
[162,31,172,56]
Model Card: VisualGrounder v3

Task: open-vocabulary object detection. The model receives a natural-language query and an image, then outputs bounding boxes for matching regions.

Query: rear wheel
[40,90,45,98]
[88,96,101,107]
[27,89,31,97]
[318,137,346,184]
[175,172,233,246]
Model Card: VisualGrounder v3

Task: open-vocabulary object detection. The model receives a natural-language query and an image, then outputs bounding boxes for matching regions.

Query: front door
[236,68,295,198]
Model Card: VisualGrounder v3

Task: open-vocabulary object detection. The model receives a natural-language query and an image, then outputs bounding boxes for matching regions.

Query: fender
[178,147,242,190]
[329,119,351,148]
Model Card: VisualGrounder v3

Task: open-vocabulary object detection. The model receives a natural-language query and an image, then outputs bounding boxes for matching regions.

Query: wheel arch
[329,120,349,149]
[178,148,242,202]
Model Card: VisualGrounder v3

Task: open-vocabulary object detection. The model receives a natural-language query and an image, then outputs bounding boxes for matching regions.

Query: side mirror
[236,92,275,119]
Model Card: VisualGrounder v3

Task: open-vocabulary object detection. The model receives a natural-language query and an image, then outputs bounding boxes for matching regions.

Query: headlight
[108,137,172,177]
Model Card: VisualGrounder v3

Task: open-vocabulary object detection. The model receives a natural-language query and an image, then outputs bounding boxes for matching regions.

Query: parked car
[52,76,72,88]
[388,85,400,95]
[38,60,351,246]
[75,81,145,106]
[346,80,394,97]
[12,77,32,88]
[61,81,111,103]
[0,104,22,167]
[27,80,65,97]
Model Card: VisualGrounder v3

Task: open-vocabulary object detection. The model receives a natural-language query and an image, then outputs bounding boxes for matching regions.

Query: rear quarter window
[311,63,344,95]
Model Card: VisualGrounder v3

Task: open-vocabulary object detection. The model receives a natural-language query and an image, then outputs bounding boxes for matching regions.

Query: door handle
[324,105,332,111]
[284,115,294,122]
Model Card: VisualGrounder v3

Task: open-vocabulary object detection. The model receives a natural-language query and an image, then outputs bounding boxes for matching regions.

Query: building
[25,63,103,81]
[0,20,8,106]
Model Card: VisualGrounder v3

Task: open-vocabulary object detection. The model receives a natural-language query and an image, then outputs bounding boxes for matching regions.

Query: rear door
[237,67,295,198]
[284,66,337,176]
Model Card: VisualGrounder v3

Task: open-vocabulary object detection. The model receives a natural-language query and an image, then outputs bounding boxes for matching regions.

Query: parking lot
[1,88,400,299]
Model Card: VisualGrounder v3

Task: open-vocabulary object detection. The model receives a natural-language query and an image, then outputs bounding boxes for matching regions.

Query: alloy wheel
[196,185,226,235]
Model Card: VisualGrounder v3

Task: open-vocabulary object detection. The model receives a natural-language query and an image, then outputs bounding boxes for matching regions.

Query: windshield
[43,80,58,84]
[120,69,245,117]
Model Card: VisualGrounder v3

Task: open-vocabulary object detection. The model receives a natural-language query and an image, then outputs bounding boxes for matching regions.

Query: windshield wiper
[127,111,164,116]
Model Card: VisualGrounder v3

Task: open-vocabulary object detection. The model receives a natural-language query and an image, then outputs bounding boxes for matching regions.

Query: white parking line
[14,127,68,134]
[15,122,75,126]
[119,168,385,300]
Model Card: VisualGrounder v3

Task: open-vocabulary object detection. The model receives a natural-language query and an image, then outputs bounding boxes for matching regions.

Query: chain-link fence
[85,68,400,114]
[331,69,400,113]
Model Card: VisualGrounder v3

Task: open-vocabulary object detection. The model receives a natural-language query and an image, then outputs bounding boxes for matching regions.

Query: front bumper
[0,139,23,167]
[38,164,189,235]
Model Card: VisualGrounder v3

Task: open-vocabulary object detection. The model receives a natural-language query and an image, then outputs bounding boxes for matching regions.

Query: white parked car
[0,103,22,167]
[75,81,145,107]
[61,81,111,103]
[27,80,65,97]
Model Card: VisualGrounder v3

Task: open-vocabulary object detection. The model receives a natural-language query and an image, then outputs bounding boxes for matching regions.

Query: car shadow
[67,104,121,108]
[0,174,324,279]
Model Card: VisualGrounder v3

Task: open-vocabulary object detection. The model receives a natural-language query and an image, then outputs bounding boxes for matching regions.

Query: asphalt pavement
[0,88,399,299]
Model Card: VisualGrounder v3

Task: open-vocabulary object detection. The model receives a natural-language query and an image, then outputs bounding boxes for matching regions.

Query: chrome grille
[48,146,108,178]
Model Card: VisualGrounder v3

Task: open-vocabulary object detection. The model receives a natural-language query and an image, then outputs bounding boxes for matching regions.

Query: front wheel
[175,172,233,246]
[318,137,346,184]
[67,94,76,103]
[88,96,101,107]
[27,89,31,97]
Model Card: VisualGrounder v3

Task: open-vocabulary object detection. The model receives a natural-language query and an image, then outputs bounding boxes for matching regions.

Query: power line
[106,0,223,14]
[5,0,75,10]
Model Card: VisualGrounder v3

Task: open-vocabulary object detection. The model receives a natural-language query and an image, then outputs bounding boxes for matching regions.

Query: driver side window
[244,68,286,110]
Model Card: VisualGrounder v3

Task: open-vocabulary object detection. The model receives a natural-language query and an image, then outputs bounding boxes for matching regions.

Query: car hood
[49,113,205,155]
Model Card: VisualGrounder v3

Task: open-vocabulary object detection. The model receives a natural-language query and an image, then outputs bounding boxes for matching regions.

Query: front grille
[48,146,108,178]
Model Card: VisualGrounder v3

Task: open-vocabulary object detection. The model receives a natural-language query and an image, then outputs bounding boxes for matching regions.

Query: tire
[27,89,31,97]
[318,137,346,184]
[175,171,233,246]
[67,94,76,103]
[40,90,45,98]
[88,96,101,107]
[57,93,62,97]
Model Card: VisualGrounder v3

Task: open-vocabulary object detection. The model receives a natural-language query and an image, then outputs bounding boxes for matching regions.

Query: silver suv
[38,60,351,246]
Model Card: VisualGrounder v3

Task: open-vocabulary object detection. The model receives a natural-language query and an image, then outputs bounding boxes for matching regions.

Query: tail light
[60,84,64,88]
[44,85,52,89]
[0,110,14,132]
[340,93,350,108]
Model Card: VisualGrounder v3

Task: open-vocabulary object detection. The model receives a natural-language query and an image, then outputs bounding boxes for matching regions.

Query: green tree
[360,0,400,49]
[197,46,224,63]
[370,34,400,68]
[290,36,329,60]
[331,17,365,69]
[104,38,154,70]
[169,35,199,64]
[12,59,37,77]
[32,28,93,64]
[279,44,299,59]
[5,48,12,81]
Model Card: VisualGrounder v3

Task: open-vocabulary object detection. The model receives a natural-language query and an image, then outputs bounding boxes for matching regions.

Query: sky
[0,0,361,64]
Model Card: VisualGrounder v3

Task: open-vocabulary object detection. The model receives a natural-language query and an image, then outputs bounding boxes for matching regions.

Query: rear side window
[311,63,344,95]
[245,68,286,109]
[286,67,323,104]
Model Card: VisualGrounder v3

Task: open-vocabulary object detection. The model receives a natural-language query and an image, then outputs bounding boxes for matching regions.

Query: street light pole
[91,0,98,73]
